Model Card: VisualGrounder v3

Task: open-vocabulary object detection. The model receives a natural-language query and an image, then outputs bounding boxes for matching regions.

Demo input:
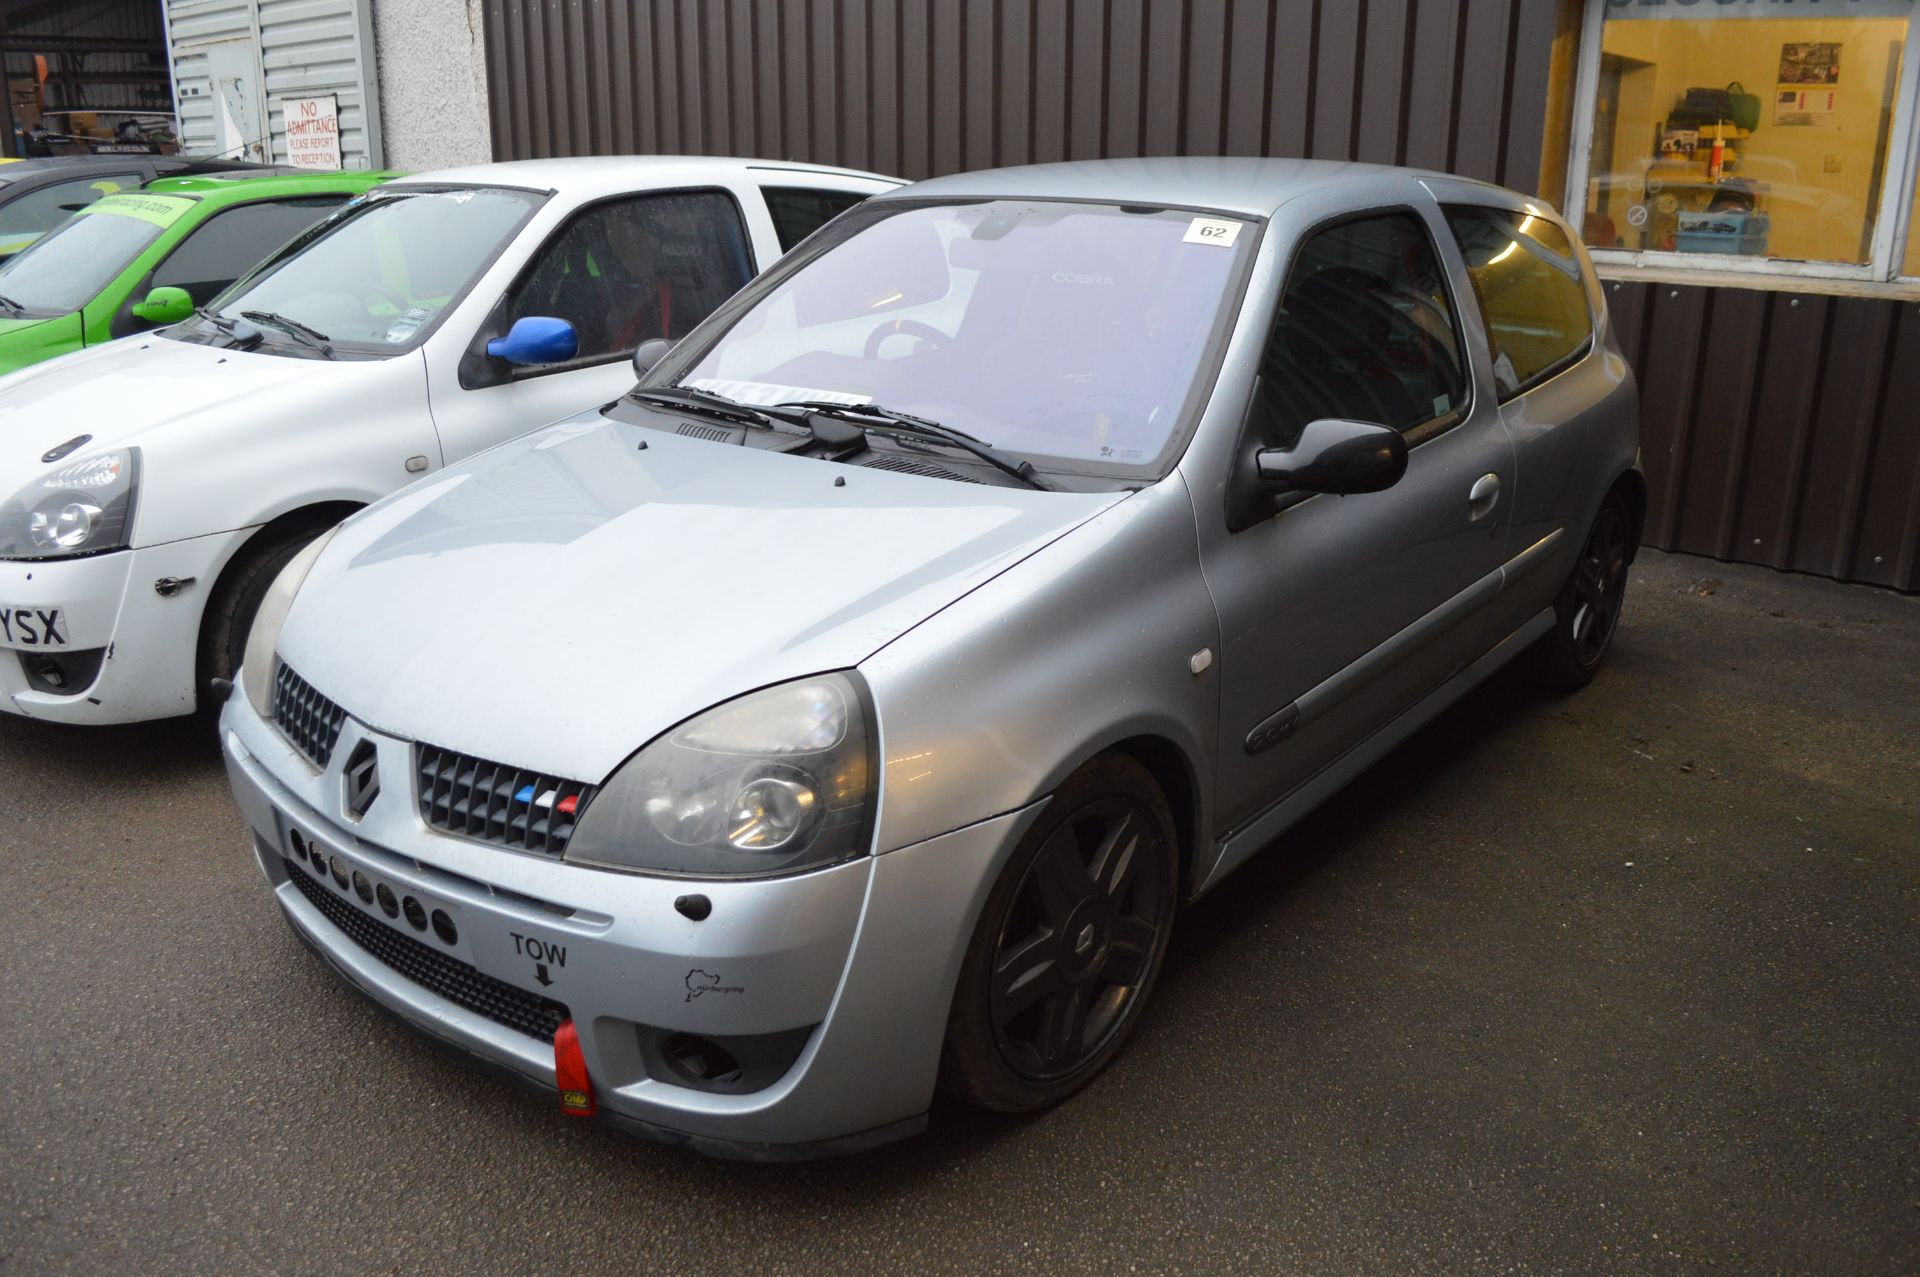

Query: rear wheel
[1537,490,1635,691]
[940,753,1179,1113]
[196,525,325,715]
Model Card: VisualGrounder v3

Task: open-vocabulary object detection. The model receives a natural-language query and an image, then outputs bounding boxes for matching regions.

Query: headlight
[240,526,340,719]
[0,449,139,560]
[565,672,876,879]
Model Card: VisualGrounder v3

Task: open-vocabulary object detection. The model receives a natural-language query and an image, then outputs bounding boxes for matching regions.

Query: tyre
[940,752,1179,1113]
[1536,489,1635,692]
[196,525,326,714]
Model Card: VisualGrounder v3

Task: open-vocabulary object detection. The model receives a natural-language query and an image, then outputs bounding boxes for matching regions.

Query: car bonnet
[274,414,1125,784]
[0,335,356,476]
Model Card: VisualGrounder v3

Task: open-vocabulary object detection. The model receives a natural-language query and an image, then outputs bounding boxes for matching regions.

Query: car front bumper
[1,528,251,724]
[220,688,1038,1157]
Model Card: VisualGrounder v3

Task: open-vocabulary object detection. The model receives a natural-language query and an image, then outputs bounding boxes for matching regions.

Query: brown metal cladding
[479,0,1558,189]
[1609,282,1920,592]
[479,0,1920,591]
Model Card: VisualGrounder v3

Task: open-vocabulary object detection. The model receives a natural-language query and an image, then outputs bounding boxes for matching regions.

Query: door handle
[1468,473,1500,521]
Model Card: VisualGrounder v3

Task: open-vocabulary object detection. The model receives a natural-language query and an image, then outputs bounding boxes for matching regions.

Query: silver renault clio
[221,158,1640,1158]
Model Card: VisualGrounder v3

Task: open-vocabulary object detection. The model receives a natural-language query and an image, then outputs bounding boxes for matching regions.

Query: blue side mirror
[485,316,578,367]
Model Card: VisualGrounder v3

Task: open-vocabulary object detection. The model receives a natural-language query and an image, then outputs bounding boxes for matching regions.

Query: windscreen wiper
[193,306,261,347]
[0,295,24,316]
[241,310,335,359]
[626,385,791,430]
[773,400,1052,491]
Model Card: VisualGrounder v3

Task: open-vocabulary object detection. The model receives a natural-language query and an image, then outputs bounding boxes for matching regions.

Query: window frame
[460,184,759,390]
[1565,0,1920,293]
[1260,202,1479,451]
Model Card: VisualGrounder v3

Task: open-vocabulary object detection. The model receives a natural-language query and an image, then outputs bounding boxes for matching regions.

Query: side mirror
[1256,418,1407,495]
[485,316,578,367]
[130,286,193,326]
[631,336,674,380]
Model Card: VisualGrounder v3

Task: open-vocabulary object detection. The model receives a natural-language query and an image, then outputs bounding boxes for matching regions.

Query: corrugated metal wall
[3,0,170,113]
[476,0,1919,592]
[166,0,383,167]
[1608,281,1920,593]
[479,0,1559,191]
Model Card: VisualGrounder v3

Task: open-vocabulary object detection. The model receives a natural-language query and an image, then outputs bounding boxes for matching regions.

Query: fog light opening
[351,870,373,904]
[375,883,399,918]
[665,1034,744,1088]
[401,895,427,932]
[328,855,349,890]
[429,908,457,946]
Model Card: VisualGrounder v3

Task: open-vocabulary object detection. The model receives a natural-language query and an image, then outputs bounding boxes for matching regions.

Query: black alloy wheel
[942,753,1179,1112]
[1539,489,1635,690]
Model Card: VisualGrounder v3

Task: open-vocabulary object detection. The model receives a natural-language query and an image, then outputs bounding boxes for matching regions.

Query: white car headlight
[565,672,876,878]
[0,449,139,560]
[240,526,340,720]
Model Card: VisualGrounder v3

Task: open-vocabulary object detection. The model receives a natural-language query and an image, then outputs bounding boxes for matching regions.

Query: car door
[1200,201,1516,844]
[423,185,769,464]
[1436,198,1610,640]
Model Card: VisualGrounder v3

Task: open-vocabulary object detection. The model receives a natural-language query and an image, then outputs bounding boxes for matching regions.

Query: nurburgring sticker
[1184,216,1242,247]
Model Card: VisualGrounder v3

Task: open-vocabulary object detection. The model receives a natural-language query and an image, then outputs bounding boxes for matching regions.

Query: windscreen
[0,193,188,315]
[209,186,542,349]
[676,200,1255,474]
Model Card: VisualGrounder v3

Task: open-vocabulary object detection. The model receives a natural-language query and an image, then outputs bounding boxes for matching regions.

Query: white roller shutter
[165,0,383,168]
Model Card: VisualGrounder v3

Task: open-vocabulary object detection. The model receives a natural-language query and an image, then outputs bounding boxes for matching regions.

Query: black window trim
[1440,201,1599,405]
[460,183,761,391]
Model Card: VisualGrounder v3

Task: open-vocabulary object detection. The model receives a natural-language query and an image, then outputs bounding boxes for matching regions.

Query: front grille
[273,663,348,768]
[416,744,595,858]
[286,858,569,1042]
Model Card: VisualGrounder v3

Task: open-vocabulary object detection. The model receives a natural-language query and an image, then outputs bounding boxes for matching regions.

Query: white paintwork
[0,157,902,725]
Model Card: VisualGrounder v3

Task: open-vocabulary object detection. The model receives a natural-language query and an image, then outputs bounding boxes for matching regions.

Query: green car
[0,167,395,377]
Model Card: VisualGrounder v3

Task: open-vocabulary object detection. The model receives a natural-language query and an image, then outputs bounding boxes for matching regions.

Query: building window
[1570,0,1920,287]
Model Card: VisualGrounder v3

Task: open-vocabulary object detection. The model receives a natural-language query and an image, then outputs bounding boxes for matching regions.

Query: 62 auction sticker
[1184,216,1243,247]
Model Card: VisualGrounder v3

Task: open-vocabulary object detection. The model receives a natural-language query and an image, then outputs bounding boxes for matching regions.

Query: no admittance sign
[284,95,342,170]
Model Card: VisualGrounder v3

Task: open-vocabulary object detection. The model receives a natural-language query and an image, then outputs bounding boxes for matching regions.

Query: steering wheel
[864,319,949,359]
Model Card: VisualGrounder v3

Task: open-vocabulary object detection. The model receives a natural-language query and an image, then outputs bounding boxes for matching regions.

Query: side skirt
[1192,606,1555,897]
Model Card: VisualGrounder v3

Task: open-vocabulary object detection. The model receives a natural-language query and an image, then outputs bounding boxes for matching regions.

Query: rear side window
[762,186,870,251]
[0,174,139,247]
[1443,206,1593,400]
[1257,211,1469,445]
[500,189,755,366]
[153,196,350,306]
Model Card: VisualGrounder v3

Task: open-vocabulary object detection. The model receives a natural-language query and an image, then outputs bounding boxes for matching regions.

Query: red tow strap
[554,1019,596,1117]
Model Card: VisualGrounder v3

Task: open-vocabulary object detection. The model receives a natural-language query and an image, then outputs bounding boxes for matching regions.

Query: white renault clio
[0,157,897,724]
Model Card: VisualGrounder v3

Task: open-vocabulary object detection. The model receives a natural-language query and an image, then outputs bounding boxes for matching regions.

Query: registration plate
[0,605,67,648]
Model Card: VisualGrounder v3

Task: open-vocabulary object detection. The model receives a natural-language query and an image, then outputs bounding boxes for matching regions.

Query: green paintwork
[0,168,398,378]
[130,285,193,325]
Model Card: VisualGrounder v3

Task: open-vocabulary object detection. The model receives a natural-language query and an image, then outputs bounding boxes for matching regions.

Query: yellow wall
[1595,17,1906,263]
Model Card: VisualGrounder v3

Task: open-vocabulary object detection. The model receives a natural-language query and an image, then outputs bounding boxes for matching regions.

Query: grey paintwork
[222,158,1640,1155]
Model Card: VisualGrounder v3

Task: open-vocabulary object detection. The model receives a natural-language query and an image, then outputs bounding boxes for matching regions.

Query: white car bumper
[0,527,251,725]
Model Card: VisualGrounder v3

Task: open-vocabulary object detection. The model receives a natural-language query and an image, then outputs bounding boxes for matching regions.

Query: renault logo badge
[343,738,381,819]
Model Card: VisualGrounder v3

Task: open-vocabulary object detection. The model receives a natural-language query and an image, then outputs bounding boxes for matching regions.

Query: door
[204,40,271,163]
[1202,206,1515,839]
[425,187,762,465]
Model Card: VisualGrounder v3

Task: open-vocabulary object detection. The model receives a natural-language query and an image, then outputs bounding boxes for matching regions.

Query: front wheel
[940,753,1179,1113]
[1536,490,1635,691]
[196,525,326,716]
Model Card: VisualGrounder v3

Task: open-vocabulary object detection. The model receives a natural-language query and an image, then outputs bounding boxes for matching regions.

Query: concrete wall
[371,0,492,171]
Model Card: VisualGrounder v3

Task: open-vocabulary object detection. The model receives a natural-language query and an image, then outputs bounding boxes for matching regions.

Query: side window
[762,186,870,252]
[500,189,755,366]
[1258,212,1468,446]
[0,174,138,248]
[151,196,349,306]
[1443,206,1593,400]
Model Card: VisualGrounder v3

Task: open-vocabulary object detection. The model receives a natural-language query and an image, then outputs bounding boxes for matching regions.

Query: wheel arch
[1069,732,1209,904]
[1611,466,1648,564]
[194,501,364,673]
